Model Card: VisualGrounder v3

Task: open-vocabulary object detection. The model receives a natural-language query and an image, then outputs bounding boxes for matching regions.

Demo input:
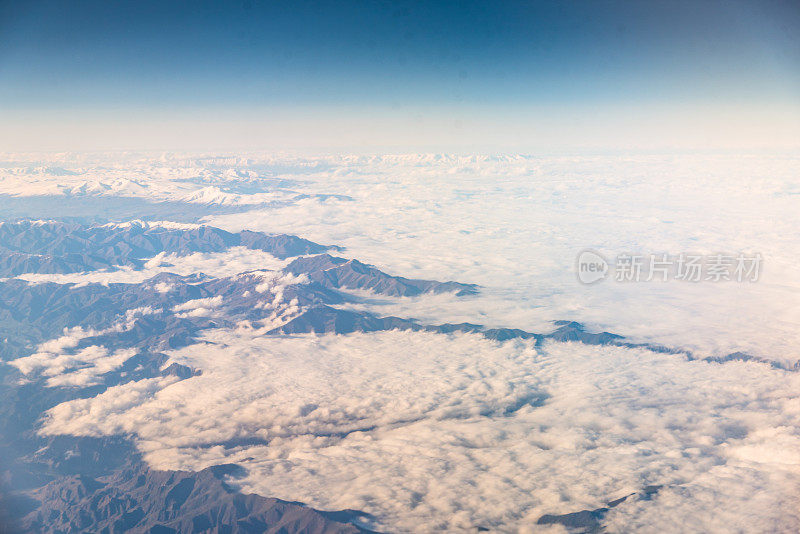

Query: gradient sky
[1,0,798,151]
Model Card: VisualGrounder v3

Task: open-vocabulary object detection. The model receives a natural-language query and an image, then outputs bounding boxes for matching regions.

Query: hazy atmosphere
[1,0,799,151]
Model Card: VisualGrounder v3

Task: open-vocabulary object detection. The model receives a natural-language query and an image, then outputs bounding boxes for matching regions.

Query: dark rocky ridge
[0,195,258,225]
[20,462,370,534]
[537,485,663,533]
[285,254,478,297]
[0,220,338,275]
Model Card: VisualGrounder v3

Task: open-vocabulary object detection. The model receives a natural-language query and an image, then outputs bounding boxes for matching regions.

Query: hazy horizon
[2,0,798,152]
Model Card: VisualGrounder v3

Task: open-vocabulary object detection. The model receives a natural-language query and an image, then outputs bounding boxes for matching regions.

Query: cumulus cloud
[38,330,800,532]
[173,295,225,318]
[34,326,95,354]
[9,307,156,387]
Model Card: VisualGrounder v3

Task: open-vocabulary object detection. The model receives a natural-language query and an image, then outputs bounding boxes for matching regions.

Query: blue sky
[1,0,798,151]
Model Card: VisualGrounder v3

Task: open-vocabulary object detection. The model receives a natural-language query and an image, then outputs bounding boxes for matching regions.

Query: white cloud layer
[10,307,156,387]
[5,152,800,531]
[39,330,800,532]
[6,151,798,364]
[197,153,800,365]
